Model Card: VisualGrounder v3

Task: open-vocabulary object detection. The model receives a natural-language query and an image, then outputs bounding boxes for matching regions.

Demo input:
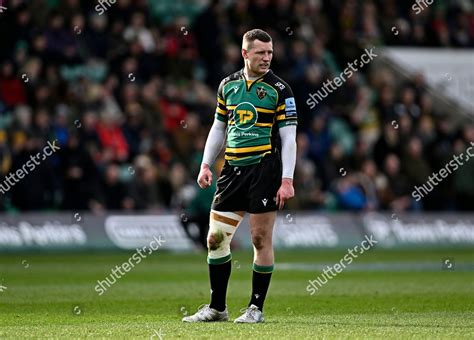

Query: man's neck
[244,66,268,80]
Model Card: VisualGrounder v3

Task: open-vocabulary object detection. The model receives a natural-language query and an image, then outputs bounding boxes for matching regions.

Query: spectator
[0,0,471,213]
[100,163,133,211]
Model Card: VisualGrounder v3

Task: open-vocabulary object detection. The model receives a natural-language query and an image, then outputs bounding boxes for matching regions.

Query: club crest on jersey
[256,87,267,99]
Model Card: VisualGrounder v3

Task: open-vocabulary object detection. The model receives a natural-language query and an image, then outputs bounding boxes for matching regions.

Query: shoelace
[195,304,214,319]
[196,304,209,312]
[239,306,259,319]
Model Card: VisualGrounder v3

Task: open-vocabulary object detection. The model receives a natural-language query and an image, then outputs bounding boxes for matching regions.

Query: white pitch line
[277,262,474,272]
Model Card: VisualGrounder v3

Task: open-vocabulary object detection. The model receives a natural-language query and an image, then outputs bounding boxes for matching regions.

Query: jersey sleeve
[215,79,228,123]
[275,83,298,128]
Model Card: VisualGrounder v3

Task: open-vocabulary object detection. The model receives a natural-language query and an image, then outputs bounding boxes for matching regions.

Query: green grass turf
[0,248,473,338]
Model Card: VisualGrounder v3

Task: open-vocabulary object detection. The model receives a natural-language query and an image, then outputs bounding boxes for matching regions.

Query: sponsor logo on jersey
[275,82,285,90]
[285,97,297,117]
[233,102,258,131]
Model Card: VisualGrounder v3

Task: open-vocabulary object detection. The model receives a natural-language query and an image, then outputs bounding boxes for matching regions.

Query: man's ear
[242,48,248,60]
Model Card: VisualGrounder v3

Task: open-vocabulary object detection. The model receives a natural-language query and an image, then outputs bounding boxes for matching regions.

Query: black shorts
[211,154,282,213]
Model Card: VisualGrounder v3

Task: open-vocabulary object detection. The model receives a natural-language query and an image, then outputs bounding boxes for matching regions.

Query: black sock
[208,257,232,312]
[249,263,274,311]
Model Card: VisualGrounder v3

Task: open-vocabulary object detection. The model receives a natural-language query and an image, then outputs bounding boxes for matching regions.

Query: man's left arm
[276,126,297,209]
[275,82,298,209]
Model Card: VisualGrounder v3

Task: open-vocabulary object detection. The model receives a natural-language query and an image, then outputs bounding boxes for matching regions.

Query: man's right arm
[201,119,227,168]
[197,119,226,189]
[198,79,228,188]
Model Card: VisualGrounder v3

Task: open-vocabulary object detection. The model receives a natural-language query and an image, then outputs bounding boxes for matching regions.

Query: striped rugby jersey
[215,68,297,166]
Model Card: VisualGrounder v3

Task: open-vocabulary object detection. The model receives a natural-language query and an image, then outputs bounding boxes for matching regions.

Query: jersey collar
[240,68,272,91]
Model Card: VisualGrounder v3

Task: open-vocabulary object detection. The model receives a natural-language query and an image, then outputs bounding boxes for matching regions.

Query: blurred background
[0,4,472,337]
[0,0,474,255]
[0,0,473,252]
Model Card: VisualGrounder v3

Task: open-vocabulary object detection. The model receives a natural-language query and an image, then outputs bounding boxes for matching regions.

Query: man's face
[242,39,273,76]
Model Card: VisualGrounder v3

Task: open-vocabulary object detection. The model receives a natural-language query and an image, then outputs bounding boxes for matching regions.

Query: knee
[207,232,224,251]
[251,232,267,250]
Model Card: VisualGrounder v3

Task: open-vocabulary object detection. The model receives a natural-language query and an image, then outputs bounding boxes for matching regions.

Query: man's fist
[197,164,213,189]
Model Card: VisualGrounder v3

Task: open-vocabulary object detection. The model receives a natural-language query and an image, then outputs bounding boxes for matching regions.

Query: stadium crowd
[0,0,473,213]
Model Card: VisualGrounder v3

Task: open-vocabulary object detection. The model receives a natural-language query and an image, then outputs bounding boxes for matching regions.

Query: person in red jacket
[96,113,129,162]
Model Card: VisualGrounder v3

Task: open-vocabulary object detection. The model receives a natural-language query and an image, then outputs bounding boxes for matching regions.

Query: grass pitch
[0,247,473,338]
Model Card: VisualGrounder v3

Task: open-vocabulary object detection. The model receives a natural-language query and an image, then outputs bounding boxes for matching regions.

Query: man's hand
[276,178,294,210]
[197,164,213,189]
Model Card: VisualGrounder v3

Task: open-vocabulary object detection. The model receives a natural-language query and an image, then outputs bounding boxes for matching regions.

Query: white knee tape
[207,210,243,260]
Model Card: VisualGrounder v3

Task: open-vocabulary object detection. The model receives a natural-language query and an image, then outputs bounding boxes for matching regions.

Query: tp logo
[233,102,258,130]
[238,110,253,124]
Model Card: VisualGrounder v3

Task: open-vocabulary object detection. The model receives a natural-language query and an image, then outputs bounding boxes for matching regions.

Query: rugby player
[182,29,297,323]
